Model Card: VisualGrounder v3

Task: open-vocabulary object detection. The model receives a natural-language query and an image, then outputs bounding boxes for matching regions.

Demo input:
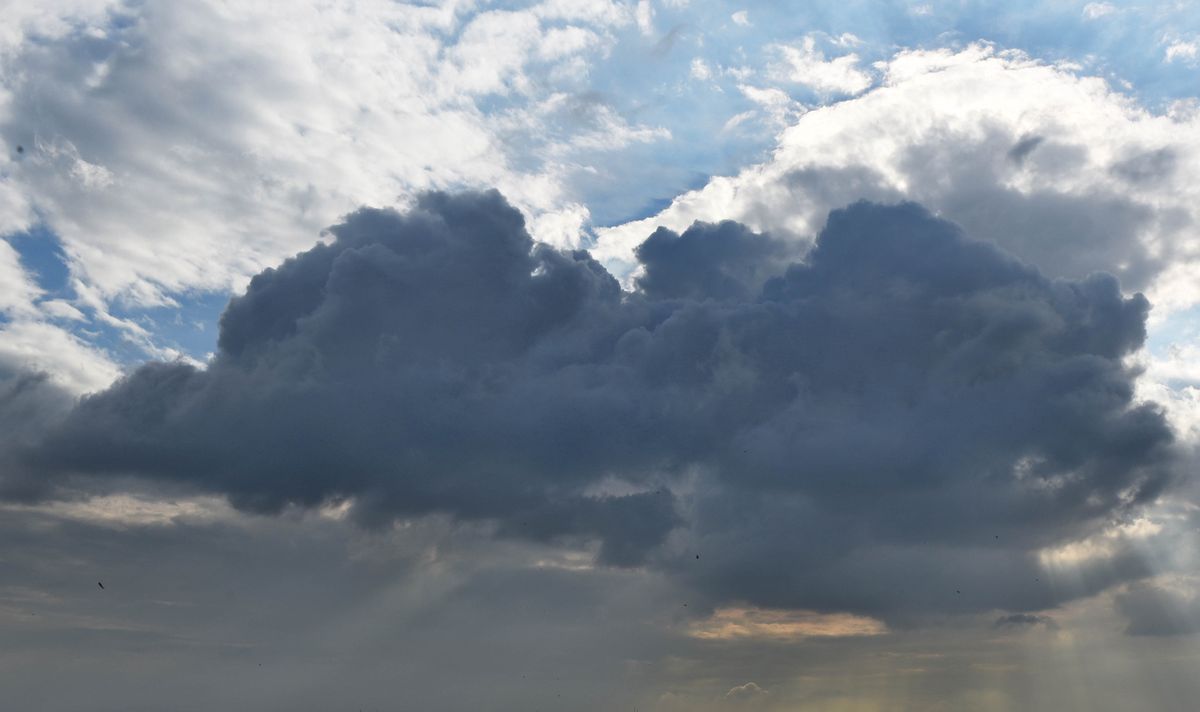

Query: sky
[1,0,1200,710]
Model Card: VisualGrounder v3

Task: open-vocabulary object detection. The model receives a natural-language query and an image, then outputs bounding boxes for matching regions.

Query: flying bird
[97,582,104,590]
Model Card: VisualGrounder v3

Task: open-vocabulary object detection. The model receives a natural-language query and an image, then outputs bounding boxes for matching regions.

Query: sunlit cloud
[688,606,887,641]
[0,493,235,528]
[1038,518,1163,570]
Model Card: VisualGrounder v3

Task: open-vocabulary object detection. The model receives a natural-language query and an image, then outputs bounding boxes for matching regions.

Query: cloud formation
[0,0,668,377]
[595,45,1200,315]
[8,189,1174,614]
[994,612,1058,630]
[1115,581,1200,636]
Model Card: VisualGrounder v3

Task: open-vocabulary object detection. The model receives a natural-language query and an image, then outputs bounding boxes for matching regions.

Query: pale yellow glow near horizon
[0,493,234,528]
[689,605,887,641]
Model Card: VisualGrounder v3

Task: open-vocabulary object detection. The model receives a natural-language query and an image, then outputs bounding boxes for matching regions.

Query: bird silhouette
[97,582,104,590]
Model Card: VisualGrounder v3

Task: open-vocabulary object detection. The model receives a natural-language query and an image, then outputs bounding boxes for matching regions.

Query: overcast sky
[2,1,1200,710]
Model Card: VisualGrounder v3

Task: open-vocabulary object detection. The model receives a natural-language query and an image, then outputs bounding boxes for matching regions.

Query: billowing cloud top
[11,189,1173,616]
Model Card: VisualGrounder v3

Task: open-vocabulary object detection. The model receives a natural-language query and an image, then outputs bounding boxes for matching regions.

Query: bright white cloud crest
[596,45,1200,318]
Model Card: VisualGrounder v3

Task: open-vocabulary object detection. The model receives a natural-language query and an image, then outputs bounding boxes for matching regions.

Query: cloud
[690,607,885,641]
[4,3,1200,706]
[993,612,1058,630]
[1007,134,1045,164]
[633,219,796,301]
[767,36,873,96]
[1083,3,1117,20]
[0,321,119,394]
[636,0,655,36]
[736,85,804,128]
[593,45,1200,317]
[0,496,684,712]
[0,0,660,362]
[725,681,767,701]
[7,3,1198,392]
[1114,580,1200,636]
[1164,39,1199,65]
[0,367,76,455]
[0,234,117,397]
[6,189,1175,617]
[0,241,42,319]
[5,479,1197,711]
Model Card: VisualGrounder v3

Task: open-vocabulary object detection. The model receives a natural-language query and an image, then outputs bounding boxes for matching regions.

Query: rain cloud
[7,189,1174,615]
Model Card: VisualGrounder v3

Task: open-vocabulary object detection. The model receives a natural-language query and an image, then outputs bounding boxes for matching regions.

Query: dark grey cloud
[8,189,1175,616]
[0,369,74,447]
[635,219,793,301]
[11,497,1189,712]
[1007,134,1045,164]
[671,489,1160,620]
[994,613,1058,630]
[1111,148,1178,185]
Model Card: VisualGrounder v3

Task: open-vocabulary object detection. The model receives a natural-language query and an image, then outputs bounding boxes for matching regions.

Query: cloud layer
[9,189,1173,616]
